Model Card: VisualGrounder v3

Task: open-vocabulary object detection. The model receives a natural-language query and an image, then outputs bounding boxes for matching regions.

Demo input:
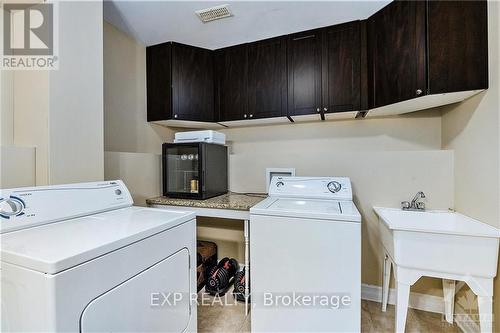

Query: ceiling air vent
[195,4,232,23]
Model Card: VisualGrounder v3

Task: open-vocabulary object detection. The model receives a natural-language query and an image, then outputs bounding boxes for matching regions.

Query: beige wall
[103,22,174,203]
[441,1,500,329]
[104,22,173,155]
[1,70,14,145]
[222,115,444,192]
[104,151,162,206]
[48,1,104,185]
[0,68,49,185]
[0,146,35,188]
[12,71,50,185]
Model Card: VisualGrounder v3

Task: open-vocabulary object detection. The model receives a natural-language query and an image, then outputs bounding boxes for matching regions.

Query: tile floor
[361,300,459,333]
[197,294,460,333]
[197,293,250,332]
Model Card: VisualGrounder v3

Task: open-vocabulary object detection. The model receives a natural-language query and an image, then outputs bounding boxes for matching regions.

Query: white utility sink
[373,207,500,333]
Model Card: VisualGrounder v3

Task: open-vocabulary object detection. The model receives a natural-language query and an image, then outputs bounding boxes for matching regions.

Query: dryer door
[80,248,191,332]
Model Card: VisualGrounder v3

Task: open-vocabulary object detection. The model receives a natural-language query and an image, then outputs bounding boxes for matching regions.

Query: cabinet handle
[316,108,321,113]
[249,114,253,118]
[243,114,247,118]
[174,114,178,119]
[416,89,423,96]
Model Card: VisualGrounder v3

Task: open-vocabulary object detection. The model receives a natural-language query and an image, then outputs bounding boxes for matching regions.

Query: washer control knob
[0,198,24,217]
[115,189,122,195]
[327,181,342,193]
[276,181,285,188]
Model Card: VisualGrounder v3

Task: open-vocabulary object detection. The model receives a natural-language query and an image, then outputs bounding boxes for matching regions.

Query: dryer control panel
[268,176,353,201]
[0,180,133,234]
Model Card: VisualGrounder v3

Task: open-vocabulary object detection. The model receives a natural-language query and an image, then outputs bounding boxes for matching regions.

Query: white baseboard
[361,284,479,333]
[361,283,445,314]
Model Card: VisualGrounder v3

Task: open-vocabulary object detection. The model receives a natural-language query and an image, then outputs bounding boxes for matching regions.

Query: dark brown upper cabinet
[288,21,361,119]
[214,44,248,122]
[427,1,488,94]
[148,1,489,127]
[147,42,215,123]
[146,42,172,122]
[247,37,288,120]
[368,0,488,111]
[287,30,322,117]
[215,37,287,122]
[368,1,426,109]
[322,22,361,113]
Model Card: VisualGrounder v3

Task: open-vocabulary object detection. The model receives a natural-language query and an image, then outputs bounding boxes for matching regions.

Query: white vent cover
[195,4,232,23]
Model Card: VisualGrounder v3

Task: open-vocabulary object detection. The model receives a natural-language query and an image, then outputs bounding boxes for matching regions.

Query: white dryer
[250,176,361,332]
[0,180,196,332]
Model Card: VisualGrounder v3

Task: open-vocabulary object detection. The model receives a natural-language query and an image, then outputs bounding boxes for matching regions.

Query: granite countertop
[146,192,266,211]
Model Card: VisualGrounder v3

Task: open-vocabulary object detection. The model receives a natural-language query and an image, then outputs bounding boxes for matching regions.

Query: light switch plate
[266,168,296,192]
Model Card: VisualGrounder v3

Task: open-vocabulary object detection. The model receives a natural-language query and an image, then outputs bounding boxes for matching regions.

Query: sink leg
[442,279,455,324]
[244,219,250,316]
[382,254,391,312]
[478,296,493,333]
[395,282,410,333]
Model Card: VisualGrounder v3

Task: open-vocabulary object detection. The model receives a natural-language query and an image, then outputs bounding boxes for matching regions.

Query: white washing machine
[0,180,197,332]
[250,176,361,332]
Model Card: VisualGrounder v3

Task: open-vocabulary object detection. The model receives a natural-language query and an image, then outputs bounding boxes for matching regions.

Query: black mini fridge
[162,143,228,199]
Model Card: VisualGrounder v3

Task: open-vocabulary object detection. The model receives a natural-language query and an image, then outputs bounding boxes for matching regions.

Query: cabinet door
[322,21,361,113]
[247,37,287,119]
[368,1,426,108]
[215,45,248,121]
[427,0,488,94]
[172,43,215,121]
[287,30,322,117]
[146,43,172,122]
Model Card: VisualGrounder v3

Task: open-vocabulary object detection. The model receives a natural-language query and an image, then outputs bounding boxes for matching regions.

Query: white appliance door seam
[79,246,192,333]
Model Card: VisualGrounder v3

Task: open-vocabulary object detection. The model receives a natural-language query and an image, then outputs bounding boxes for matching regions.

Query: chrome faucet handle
[416,202,425,210]
[410,191,426,208]
[401,201,411,210]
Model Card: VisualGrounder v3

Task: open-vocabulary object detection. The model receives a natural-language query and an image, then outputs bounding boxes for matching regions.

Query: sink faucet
[401,191,426,211]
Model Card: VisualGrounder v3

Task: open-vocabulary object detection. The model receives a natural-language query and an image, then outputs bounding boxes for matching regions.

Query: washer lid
[250,197,361,222]
[268,198,341,214]
[0,207,195,274]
